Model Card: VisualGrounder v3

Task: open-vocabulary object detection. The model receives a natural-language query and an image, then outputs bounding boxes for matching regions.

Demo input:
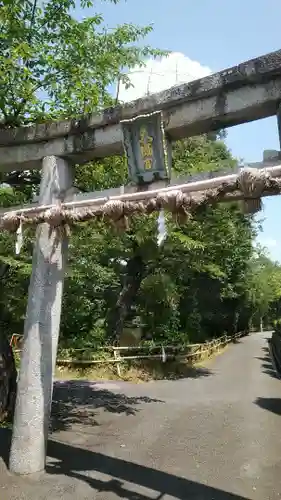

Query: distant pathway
[1,332,281,499]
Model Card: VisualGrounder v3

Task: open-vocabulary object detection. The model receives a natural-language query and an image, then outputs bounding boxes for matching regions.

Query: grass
[55,343,228,382]
[12,337,231,383]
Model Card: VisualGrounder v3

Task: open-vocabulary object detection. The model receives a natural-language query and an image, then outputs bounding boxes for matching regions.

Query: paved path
[1,333,281,499]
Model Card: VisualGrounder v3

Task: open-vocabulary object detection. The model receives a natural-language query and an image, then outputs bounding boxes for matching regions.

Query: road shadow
[0,427,11,467]
[255,397,281,416]
[46,439,247,500]
[154,364,212,380]
[0,429,248,499]
[231,338,242,344]
[255,350,278,379]
[130,359,213,381]
[51,380,164,432]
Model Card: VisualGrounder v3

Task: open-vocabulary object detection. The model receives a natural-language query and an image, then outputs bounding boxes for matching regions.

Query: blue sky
[77,0,281,261]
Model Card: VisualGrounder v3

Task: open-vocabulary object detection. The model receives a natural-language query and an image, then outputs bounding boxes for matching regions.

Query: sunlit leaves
[0,0,165,127]
[0,1,275,346]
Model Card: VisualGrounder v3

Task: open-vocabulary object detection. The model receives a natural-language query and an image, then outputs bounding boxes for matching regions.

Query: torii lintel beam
[1,49,281,172]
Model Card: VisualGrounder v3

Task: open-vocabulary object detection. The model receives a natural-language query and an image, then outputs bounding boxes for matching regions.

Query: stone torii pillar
[9,156,73,475]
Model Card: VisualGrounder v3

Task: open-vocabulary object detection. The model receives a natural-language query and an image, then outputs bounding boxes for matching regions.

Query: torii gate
[2,48,281,476]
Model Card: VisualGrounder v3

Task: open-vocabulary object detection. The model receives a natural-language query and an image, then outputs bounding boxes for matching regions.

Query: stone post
[9,156,73,475]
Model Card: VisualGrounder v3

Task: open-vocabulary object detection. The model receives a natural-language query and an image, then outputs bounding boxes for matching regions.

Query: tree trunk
[0,261,17,422]
[0,262,10,280]
[107,254,145,344]
[0,335,17,422]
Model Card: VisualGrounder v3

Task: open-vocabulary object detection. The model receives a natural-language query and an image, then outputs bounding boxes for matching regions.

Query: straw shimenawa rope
[1,168,281,233]
[237,168,275,214]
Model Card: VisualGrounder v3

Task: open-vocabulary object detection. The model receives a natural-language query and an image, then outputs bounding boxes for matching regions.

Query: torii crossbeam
[2,48,281,476]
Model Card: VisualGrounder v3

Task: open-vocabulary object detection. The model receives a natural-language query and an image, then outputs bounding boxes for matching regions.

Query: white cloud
[118,52,212,102]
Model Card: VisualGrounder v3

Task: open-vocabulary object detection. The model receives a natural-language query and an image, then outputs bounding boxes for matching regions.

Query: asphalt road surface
[1,332,281,499]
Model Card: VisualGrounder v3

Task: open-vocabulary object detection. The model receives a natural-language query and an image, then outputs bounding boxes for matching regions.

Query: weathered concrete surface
[1,49,281,171]
[9,156,73,475]
[1,332,281,499]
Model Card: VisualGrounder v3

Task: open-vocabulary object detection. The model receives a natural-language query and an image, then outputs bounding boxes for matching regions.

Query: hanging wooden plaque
[121,111,171,185]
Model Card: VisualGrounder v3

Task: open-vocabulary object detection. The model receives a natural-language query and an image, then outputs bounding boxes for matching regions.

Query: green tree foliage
[0,187,32,334]
[245,249,281,329]
[0,0,165,188]
[57,137,263,347]
[0,0,279,353]
[0,0,164,127]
